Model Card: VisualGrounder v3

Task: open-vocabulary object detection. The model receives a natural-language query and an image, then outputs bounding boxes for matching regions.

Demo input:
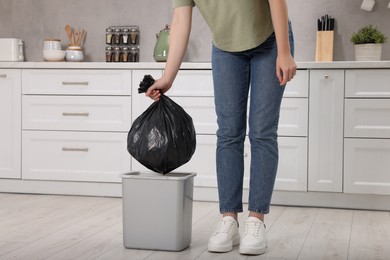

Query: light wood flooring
[0,193,389,260]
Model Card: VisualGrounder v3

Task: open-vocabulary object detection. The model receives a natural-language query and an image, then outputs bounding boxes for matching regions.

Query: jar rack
[105,25,140,62]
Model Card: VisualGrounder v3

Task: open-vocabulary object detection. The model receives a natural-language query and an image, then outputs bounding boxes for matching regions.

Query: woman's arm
[146,6,193,100]
[268,0,297,85]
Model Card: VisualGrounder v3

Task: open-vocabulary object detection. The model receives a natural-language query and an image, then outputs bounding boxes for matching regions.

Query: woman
[146,0,296,255]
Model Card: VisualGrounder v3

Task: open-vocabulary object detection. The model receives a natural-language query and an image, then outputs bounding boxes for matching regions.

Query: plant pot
[354,44,382,61]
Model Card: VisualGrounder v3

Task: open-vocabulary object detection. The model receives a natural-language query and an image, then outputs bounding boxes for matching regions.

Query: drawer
[132,135,308,191]
[22,131,130,182]
[22,69,132,95]
[168,69,309,98]
[346,69,390,98]
[344,138,390,195]
[279,98,308,136]
[22,95,131,132]
[170,70,214,97]
[284,70,309,98]
[345,99,390,138]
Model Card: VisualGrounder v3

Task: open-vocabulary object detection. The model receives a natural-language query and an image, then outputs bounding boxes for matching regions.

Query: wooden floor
[0,193,389,260]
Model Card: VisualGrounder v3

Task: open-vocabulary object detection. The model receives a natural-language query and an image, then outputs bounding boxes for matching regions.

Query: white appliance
[0,38,24,61]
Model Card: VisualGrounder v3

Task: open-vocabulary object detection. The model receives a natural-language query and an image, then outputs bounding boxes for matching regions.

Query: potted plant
[351,25,387,61]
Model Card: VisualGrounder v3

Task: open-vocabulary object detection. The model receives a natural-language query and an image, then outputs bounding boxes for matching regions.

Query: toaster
[0,38,24,61]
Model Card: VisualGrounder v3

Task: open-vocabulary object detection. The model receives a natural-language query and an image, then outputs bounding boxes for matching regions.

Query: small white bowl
[66,49,84,62]
[43,39,62,51]
[43,50,66,62]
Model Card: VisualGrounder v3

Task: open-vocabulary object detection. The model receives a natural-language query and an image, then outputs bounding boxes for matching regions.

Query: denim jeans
[211,22,294,214]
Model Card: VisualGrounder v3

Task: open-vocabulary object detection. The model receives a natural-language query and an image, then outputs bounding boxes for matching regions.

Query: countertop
[1,61,390,69]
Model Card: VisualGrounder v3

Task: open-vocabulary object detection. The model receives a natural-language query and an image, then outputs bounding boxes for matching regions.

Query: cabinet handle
[62,112,90,117]
[62,147,89,152]
[62,81,89,86]
[0,74,6,78]
[324,75,329,79]
[244,153,248,157]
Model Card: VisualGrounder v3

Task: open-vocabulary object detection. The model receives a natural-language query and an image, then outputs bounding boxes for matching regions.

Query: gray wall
[1,0,389,62]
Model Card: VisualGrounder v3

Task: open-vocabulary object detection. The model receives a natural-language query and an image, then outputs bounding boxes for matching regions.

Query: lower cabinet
[308,70,344,192]
[0,69,21,179]
[344,138,390,195]
[22,131,130,182]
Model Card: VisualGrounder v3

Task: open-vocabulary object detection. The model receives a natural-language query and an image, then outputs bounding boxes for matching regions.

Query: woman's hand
[145,77,172,101]
[276,52,297,86]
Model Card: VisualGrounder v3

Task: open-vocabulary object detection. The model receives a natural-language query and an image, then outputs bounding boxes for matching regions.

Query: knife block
[315,31,334,62]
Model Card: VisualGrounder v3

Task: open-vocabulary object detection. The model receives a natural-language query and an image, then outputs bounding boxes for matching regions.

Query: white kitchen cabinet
[274,137,308,191]
[279,98,308,137]
[22,131,129,182]
[21,69,132,182]
[308,70,344,192]
[345,69,390,98]
[0,69,21,179]
[22,69,132,95]
[343,69,390,195]
[345,99,390,138]
[344,138,390,195]
[284,69,309,98]
[170,70,214,97]
[22,95,131,132]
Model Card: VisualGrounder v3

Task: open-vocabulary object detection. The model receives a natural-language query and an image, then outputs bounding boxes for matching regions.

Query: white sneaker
[208,216,240,252]
[239,217,267,255]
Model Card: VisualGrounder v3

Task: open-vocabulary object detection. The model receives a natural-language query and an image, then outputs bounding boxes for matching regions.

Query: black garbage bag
[127,75,196,174]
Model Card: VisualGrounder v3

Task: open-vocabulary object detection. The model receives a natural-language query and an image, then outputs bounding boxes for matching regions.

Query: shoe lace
[213,219,235,235]
[245,221,264,239]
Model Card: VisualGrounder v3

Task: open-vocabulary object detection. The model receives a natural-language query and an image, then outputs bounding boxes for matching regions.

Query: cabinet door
[344,138,390,195]
[308,70,344,192]
[274,137,308,191]
[0,69,21,179]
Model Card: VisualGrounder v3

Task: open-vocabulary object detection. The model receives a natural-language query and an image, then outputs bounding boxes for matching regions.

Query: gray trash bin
[120,171,196,251]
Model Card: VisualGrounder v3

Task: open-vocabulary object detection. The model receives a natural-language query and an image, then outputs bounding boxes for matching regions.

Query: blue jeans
[212,22,294,214]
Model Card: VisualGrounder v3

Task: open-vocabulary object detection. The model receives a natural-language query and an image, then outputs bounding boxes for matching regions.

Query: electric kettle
[153,24,170,62]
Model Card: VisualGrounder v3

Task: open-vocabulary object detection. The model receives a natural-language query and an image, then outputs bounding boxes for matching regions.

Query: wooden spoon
[65,24,73,44]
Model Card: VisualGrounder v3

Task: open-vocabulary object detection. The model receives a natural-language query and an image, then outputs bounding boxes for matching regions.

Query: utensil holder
[315,31,334,62]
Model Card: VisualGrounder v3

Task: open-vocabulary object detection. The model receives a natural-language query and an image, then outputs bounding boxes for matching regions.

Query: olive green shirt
[172,0,274,52]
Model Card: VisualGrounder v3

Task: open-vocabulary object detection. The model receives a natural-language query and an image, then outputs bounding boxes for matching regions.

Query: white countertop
[1,61,390,69]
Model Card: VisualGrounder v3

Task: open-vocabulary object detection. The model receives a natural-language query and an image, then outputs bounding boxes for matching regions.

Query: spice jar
[113,28,122,45]
[105,28,113,45]
[122,28,130,45]
[130,27,139,44]
[113,46,121,62]
[105,46,113,62]
[121,47,129,62]
[129,46,139,62]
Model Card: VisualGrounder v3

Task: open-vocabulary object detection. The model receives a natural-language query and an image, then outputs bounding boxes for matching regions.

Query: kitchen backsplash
[0,0,389,62]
